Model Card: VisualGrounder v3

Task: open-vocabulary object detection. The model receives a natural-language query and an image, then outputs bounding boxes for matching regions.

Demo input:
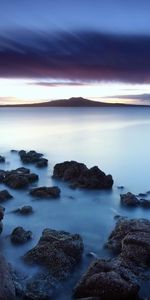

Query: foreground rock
[10,227,32,244]
[0,168,38,189]
[53,161,113,189]
[0,155,5,163]
[24,229,84,280]
[30,186,60,198]
[74,218,150,300]
[0,189,13,201]
[0,254,16,300]
[74,259,139,300]
[19,150,48,168]
[0,206,5,234]
[14,205,33,215]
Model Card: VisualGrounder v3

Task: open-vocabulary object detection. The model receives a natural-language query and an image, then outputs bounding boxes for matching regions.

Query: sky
[1,0,150,105]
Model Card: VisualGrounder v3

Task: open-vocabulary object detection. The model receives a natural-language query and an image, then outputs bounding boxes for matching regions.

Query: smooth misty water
[0,107,150,299]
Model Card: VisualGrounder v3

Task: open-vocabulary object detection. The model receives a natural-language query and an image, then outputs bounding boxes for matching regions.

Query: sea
[0,106,150,299]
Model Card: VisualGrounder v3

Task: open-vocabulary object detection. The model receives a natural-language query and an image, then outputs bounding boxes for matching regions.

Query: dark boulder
[0,254,16,300]
[30,186,60,198]
[24,228,84,280]
[120,192,139,207]
[53,161,113,189]
[0,189,13,201]
[0,206,5,234]
[0,155,5,163]
[10,227,32,244]
[74,259,139,300]
[14,206,33,215]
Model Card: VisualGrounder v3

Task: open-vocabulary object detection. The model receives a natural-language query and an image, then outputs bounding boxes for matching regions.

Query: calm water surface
[0,107,150,299]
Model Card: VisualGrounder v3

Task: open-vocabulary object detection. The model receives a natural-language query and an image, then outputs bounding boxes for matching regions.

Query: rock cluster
[120,192,150,208]
[0,167,38,189]
[53,161,113,189]
[0,254,16,300]
[19,150,48,168]
[30,186,61,198]
[74,218,150,300]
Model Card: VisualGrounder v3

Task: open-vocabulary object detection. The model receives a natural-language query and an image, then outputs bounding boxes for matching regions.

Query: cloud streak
[1,30,150,83]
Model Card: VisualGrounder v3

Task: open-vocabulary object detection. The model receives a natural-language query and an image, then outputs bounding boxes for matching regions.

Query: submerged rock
[0,155,5,163]
[24,228,84,280]
[30,186,60,198]
[0,189,13,201]
[53,161,113,189]
[10,227,32,244]
[19,150,48,168]
[0,168,38,189]
[120,192,139,207]
[0,254,16,300]
[139,198,150,208]
[14,205,33,215]
[74,259,139,300]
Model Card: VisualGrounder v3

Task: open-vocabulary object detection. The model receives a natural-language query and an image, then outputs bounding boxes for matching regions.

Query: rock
[19,150,48,168]
[0,189,13,201]
[106,218,150,262]
[0,168,38,189]
[10,149,18,153]
[139,199,150,208]
[117,186,124,189]
[24,228,84,280]
[10,227,32,244]
[53,161,113,189]
[0,206,5,234]
[36,158,48,168]
[120,192,139,207]
[0,254,16,300]
[74,259,139,300]
[0,155,5,163]
[24,271,61,300]
[30,186,60,198]
[14,206,33,215]
[138,193,147,197]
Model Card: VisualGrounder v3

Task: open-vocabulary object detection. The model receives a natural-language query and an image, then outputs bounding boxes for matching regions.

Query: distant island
[0,97,148,107]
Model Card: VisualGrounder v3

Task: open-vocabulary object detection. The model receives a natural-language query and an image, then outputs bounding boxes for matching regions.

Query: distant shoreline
[0,97,149,108]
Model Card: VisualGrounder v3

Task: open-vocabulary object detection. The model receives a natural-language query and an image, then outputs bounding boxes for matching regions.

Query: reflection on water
[0,107,150,299]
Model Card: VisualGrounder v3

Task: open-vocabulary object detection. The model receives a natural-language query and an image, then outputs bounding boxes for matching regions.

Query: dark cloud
[28,81,89,87]
[1,30,150,83]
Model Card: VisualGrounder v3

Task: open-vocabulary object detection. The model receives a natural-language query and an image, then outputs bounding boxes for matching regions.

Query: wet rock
[138,193,147,197]
[120,192,139,207]
[74,259,139,300]
[24,271,61,300]
[10,149,18,153]
[19,150,48,168]
[14,206,33,215]
[0,155,5,163]
[53,161,113,189]
[139,199,150,208]
[106,218,150,257]
[30,186,60,198]
[24,228,84,280]
[0,168,38,189]
[0,254,16,300]
[0,189,13,201]
[10,227,32,244]
[36,158,48,168]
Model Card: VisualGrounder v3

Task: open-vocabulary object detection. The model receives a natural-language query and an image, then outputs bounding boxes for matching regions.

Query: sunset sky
[1,0,150,105]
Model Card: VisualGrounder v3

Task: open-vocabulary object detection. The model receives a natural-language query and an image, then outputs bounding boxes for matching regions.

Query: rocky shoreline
[0,150,150,299]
